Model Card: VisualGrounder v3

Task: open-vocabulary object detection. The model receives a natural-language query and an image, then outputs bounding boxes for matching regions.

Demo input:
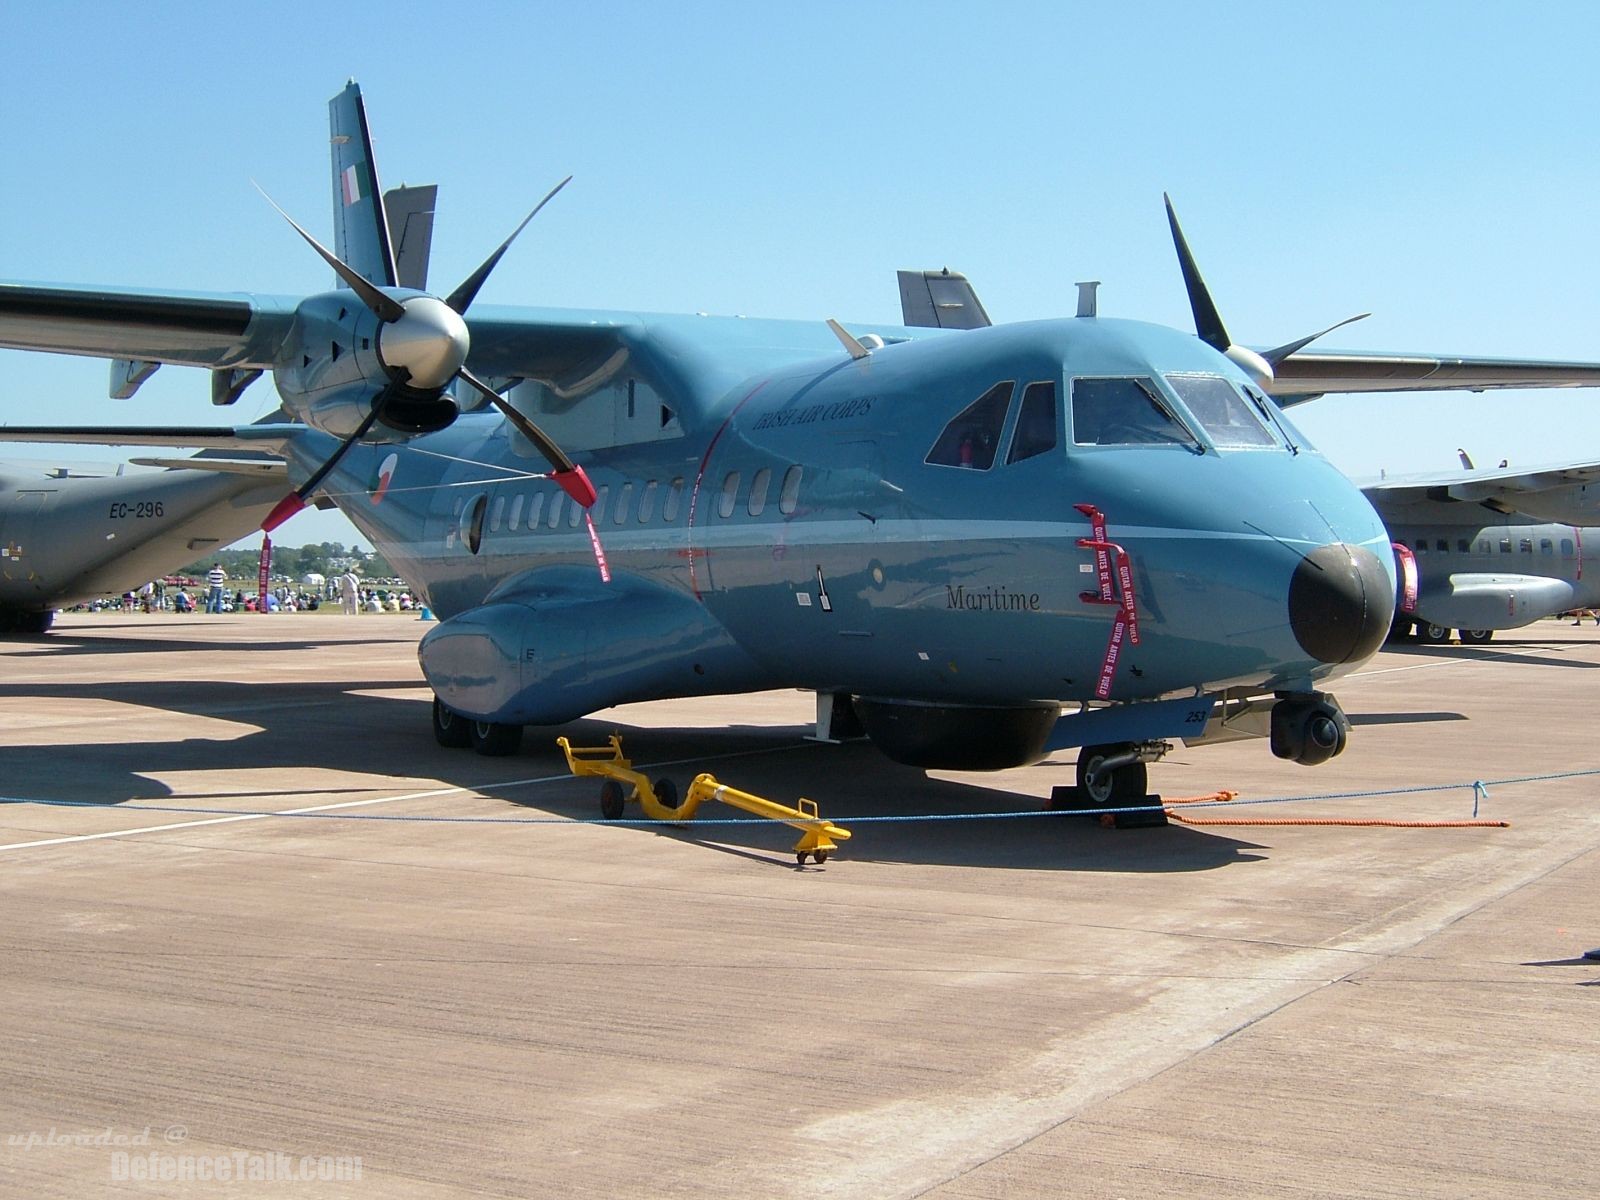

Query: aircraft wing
[1360,456,1600,525]
[0,424,305,454]
[126,457,288,477]
[0,283,299,368]
[1269,350,1600,405]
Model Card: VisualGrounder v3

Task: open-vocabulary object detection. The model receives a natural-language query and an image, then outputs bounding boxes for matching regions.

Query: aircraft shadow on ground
[11,629,407,657]
[0,677,1261,873]
[517,720,1267,874]
[1385,639,1600,670]
[1350,712,1468,727]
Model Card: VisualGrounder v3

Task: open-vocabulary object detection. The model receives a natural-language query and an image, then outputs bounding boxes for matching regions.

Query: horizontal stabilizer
[897,269,992,330]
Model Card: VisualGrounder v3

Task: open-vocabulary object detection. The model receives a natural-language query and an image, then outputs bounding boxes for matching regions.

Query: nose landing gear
[1269,693,1349,766]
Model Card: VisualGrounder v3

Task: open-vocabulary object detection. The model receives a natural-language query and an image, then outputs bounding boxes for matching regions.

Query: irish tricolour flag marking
[341,163,369,206]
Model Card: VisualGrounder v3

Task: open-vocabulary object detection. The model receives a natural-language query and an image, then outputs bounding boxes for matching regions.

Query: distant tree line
[180,542,397,584]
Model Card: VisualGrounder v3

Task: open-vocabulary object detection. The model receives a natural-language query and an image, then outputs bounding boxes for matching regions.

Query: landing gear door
[0,490,50,589]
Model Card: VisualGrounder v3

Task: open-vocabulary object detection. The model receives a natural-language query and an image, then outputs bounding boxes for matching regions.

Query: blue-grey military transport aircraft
[4,82,1600,804]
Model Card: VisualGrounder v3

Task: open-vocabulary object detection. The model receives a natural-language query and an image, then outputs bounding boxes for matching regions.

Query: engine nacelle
[854,698,1060,771]
[273,291,462,440]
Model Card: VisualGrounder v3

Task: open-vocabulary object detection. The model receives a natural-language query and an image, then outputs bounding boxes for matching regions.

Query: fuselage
[282,310,1397,722]
[1379,493,1600,630]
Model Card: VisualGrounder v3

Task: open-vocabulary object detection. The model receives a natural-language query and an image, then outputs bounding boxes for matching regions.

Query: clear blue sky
[3,1,1598,547]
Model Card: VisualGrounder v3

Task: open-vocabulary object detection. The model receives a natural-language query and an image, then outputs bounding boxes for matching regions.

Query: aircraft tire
[1076,744,1147,806]
[1419,623,1453,645]
[431,696,471,748]
[470,720,523,757]
[1459,629,1494,644]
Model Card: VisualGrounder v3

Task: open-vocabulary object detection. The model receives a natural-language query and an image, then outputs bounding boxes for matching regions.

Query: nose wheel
[1076,743,1151,806]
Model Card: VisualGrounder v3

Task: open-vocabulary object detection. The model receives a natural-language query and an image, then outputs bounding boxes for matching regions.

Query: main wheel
[432,696,471,748]
[1460,629,1494,645]
[470,719,523,757]
[1076,743,1147,806]
[1419,623,1453,645]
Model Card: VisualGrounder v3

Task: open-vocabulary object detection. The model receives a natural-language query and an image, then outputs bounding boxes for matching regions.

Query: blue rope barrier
[2,764,1594,827]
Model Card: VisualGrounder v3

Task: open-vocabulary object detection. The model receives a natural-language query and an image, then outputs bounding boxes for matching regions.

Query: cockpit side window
[1164,374,1278,448]
[1005,381,1058,464]
[925,382,1016,469]
[1071,377,1195,447]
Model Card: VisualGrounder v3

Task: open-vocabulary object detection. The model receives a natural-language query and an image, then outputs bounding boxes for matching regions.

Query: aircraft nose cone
[1287,542,1393,665]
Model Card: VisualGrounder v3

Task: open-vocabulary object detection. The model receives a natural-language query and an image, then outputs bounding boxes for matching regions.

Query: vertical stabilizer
[328,81,398,287]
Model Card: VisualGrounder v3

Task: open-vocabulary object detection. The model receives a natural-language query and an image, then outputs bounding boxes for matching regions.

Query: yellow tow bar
[556,736,851,864]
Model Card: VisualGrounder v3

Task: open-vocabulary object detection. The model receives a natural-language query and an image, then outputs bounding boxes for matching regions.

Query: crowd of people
[67,566,422,616]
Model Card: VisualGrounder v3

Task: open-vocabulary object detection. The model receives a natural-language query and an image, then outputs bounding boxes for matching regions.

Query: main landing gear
[432,695,523,757]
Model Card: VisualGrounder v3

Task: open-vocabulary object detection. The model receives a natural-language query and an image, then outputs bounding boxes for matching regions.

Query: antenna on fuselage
[1075,281,1100,318]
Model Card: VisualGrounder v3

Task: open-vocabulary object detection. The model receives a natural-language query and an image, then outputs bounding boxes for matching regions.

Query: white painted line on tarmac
[0,743,802,853]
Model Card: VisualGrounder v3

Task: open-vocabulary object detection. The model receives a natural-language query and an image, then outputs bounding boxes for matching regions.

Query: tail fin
[328,81,398,287]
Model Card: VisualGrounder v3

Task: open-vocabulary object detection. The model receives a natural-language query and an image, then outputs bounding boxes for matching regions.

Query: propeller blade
[1262,312,1372,366]
[261,400,387,532]
[457,367,597,507]
[255,183,407,322]
[444,175,573,316]
[1163,193,1231,354]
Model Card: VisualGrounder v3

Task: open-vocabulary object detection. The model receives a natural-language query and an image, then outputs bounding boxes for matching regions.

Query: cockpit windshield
[1071,377,1197,448]
[1163,374,1279,448]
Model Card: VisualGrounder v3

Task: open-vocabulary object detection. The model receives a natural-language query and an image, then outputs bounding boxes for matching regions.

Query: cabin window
[1541,538,1554,554]
[1499,537,1512,554]
[926,382,1015,469]
[719,471,741,518]
[1006,381,1058,464]
[614,482,633,525]
[1520,538,1533,553]
[1436,539,1448,553]
[1165,374,1277,448]
[1414,540,1426,555]
[1071,377,1196,447]
[462,493,487,555]
[490,495,506,533]
[1478,539,1491,555]
[638,481,658,523]
[779,465,803,514]
[663,478,684,523]
[548,493,564,529]
[1562,538,1575,557]
[508,495,524,531]
[1456,538,1470,553]
[748,467,772,516]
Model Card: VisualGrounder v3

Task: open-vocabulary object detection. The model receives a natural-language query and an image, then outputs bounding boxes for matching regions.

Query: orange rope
[1164,812,1509,828]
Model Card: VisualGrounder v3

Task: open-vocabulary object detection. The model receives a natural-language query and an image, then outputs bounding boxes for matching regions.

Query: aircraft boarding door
[0,490,50,591]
